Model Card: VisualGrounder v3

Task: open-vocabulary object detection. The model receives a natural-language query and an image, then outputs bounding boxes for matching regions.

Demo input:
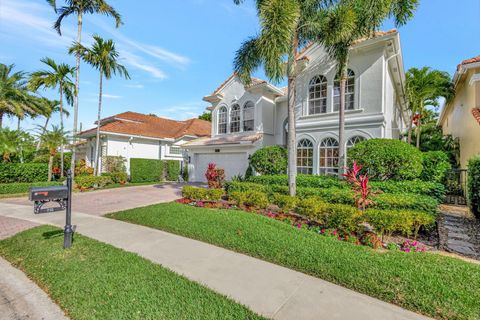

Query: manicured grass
[108,202,480,320]
[0,225,263,320]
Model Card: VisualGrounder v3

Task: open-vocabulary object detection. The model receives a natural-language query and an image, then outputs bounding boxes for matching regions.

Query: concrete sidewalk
[0,202,430,320]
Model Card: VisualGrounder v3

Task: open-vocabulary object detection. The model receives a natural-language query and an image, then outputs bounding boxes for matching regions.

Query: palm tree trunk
[48,154,53,182]
[407,115,413,144]
[287,34,299,196]
[36,117,50,152]
[416,117,421,149]
[17,117,21,130]
[338,62,347,177]
[59,85,64,178]
[70,12,83,179]
[94,69,103,176]
[0,112,3,129]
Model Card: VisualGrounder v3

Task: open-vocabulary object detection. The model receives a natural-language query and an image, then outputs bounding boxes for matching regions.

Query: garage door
[192,153,249,182]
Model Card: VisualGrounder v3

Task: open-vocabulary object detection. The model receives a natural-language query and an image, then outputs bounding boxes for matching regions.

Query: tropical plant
[0,128,20,162]
[0,64,45,128]
[48,0,123,178]
[405,67,454,148]
[233,0,336,196]
[69,35,129,175]
[29,57,75,177]
[39,125,68,181]
[342,161,375,210]
[317,0,419,176]
[198,111,212,122]
[35,99,70,152]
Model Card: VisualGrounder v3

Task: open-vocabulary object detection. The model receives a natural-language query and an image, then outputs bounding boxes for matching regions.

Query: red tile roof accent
[80,112,211,140]
[457,56,480,71]
[472,108,480,126]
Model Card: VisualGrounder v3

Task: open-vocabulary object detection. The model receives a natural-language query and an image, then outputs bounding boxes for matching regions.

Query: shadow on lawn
[42,230,63,239]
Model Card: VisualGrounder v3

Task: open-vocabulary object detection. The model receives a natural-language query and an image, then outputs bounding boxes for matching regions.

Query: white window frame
[297,139,314,174]
[243,101,255,132]
[319,137,339,175]
[333,69,355,112]
[218,106,228,134]
[230,104,241,133]
[308,75,328,115]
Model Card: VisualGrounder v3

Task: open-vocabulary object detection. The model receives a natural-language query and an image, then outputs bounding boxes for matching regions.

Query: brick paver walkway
[0,216,39,240]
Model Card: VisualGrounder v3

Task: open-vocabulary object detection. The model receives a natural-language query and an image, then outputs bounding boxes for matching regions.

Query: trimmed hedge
[130,158,164,183]
[0,181,62,195]
[348,139,423,180]
[165,160,180,181]
[249,146,287,175]
[0,163,48,183]
[369,180,445,202]
[421,151,451,183]
[248,174,346,189]
[181,186,224,201]
[75,176,113,189]
[467,157,480,218]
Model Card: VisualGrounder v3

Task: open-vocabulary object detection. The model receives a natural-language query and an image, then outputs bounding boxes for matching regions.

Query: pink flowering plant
[342,161,376,210]
[400,239,426,252]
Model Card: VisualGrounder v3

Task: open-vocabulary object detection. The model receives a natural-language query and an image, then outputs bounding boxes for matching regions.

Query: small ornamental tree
[342,161,375,210]
[250,146,287,175]
[205,163,225,189]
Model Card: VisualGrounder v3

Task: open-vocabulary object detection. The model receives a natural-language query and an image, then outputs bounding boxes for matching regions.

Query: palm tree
[35,99,70,152]
[405,67,454,148]
[233,0,333,196]
[40,125,68,181]
[0,128,20,162]
[29,57,75,177]
[48,0,123,178]
[69,35,130,175]
[0,64,43,128]
[317,0,418,176]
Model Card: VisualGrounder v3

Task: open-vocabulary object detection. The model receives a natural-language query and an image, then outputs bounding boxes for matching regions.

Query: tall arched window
[333,69,355,111]
[218,106,227,134]
[297,139,314,174]
[230,104,241,133]
[319,137,339,175]
[308,75,327,114]
[243,101,254,132]
[346,135,365,149]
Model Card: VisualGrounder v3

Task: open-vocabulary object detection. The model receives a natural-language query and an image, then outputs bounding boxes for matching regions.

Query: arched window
[297,139,314,174]
[218,106,227,134]
[230,104,241,133]
[346,135,366,149]
[319,137,339,175]
[243,101,254,132]
[333,69,355,111]
[308,75,327,114]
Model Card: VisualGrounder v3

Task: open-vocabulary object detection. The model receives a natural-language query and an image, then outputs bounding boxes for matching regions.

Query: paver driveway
[1,183,185,216]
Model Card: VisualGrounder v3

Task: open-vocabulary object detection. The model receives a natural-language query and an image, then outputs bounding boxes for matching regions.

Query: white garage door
[192,153,249,182]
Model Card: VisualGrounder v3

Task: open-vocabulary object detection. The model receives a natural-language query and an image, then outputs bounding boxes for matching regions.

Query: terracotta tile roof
[457,55,480,71]
[472,108,480,126]
[183,133,262,147]
[79,111,211,140]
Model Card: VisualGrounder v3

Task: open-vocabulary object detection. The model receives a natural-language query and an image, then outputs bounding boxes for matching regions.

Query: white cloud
[153,102,207,120]
[125,84,144,89]
[103,94,122,99]
[120,51,167,80]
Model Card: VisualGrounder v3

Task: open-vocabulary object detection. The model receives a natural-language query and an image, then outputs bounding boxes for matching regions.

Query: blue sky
[0,0,479,132]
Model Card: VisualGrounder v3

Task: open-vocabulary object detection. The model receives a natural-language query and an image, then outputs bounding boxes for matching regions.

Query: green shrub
[182,163,189,182]
[370,180,446,202]
[104,156,127,173]
[295,197,328,222]
[269,184,354,204]
[348,139,423,180]
[32,152,72,172]
[0,163,48,183]
[248,174,346,189]
[0,181,62,195]
[110,172,128,184]
[225,181,269,195]
[165,160,180,181]
[272,193,298,212]
[421,151,451,183]
[130,158,164,183]
[410,210,436,238]
[182,186,224,201]
[75,175,113,189]
[371,193,438,214]
[365,209,435,238]
[467,157,480,218]
[229,190,269,208]
[249,146,287,175]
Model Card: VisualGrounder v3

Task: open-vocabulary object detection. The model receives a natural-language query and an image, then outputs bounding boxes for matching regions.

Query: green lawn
[0,225,263,320]
[108,202,480,320]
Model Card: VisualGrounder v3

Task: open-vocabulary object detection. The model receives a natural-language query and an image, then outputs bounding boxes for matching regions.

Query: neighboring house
[438,56,480,169]
[78,112,211,174]
[183,29,408,182]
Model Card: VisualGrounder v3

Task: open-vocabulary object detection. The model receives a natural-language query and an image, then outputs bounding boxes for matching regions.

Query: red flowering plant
[412,113,421,126]
[342,161,375,210]
[205,163,225,189]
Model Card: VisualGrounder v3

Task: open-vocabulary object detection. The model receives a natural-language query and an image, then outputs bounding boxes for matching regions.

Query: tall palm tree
[0,64,43,128]
[234,0,333,196]
[29,57,75,177]
[35,99,70,152]
[48,0,123,178]
[69,35,130,175]
[405,67,454,148]
[317,0,418,176]
[39,125,68,181]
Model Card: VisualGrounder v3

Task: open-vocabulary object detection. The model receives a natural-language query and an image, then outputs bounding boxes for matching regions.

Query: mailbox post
[29,169,74,249]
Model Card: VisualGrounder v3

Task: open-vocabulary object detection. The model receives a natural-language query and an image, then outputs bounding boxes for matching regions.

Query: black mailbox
[30,185,68,214]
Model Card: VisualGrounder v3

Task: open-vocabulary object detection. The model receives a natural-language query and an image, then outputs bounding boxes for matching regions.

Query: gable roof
[457,55,480,71]
[79,111,211,140]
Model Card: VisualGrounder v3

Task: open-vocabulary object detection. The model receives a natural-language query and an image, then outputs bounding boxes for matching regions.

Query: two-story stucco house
[78,111,211,174]
[183,30,408,182]
[438,55,480,169]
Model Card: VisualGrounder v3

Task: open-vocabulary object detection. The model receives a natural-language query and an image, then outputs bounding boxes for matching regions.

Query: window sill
[300,108,364,120]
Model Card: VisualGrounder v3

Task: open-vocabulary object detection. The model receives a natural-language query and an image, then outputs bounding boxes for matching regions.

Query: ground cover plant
[0,225,263,320]
[108,202,480,320]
